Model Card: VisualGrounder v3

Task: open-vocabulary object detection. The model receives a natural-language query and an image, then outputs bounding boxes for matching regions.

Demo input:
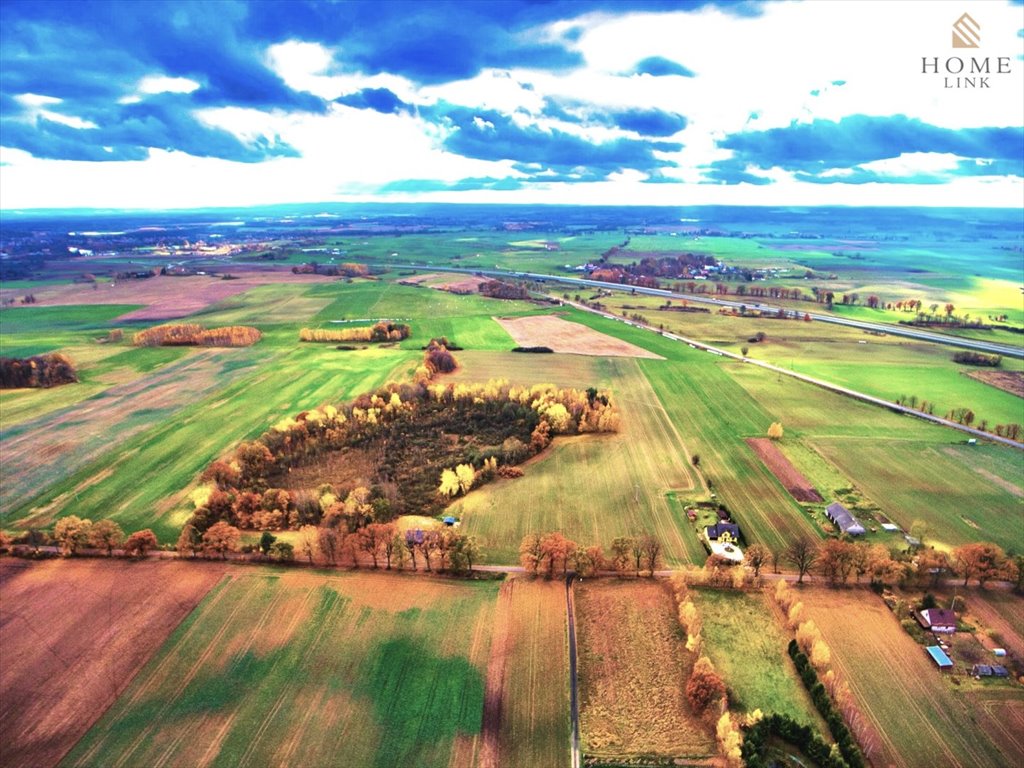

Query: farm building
[973,664,994,677]
[915,608,957,634]
[824,502,866,536]
[705,522,740,543]
[992,665,1010,677]
[926,646,954,670]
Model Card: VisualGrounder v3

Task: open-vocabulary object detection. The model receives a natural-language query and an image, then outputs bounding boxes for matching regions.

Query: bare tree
[785,537,818,584]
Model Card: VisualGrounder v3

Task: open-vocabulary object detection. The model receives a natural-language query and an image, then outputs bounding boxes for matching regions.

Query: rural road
[382,263,1024,359]
[565,572,581,768]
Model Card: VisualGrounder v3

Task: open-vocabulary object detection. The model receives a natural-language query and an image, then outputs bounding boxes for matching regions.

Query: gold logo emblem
[952,12,980,48]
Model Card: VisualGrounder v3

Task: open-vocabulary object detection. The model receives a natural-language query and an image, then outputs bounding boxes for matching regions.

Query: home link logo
[921,12,1012,88]
[951,12,980,48]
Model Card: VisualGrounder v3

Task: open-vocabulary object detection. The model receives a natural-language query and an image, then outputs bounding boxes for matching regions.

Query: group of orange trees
[181,344,619,549]
[0,352,77,388]
[133,323,261,346]
[298,321,410,343]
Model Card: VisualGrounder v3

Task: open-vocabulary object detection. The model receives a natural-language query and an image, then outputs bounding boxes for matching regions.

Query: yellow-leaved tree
[455,464,476,495]
[438,468,461,497]
[767,421,784,440]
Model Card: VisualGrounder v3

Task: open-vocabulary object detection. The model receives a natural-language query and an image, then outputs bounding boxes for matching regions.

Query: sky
[1,0,1022,210]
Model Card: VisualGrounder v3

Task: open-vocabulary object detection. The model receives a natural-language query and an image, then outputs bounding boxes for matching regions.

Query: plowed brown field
[0,558,225,768]
[495,315,663,359]
[746,438,823,503]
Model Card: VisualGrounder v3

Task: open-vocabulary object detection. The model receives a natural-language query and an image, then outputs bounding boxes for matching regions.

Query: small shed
[993,648,1007,657]
[916,608,957,634]
[442,516,457,526]
[972,664,993,677]
[926,646,954,669]
[992,665,1010,678]
[825,502,866,536]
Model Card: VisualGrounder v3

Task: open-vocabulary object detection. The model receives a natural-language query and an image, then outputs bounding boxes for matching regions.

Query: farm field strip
[690,588,823,727]
[487,579,571,768]
[0,559,226,768]
[453,354,700,565]
[798,587,1019,768]
[575,580,714,761]
[63,570,499,768]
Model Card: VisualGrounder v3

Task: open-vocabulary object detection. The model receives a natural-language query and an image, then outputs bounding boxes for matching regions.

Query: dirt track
[746,438,823,502]
[0,558,225,768]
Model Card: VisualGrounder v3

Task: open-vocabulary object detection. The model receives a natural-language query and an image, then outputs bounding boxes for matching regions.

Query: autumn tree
[915,548,951,588]
[89,519,125,556]
[202,522,241,559]
[318,526,341,565]
[639,534,662,576]
[176,524,202,558]
[610,536,634,574]
[450,534,482,572]
[686,656,726,713]
[54,515,93,555]
[767,422,784,440]
[785,537,817,583]
[359,523,394,569]
[540,532,576,578]
[124,529,159,558]
[269,541,294,562]
[438,468,461,498]
[519,533,543,574]
[816,539,856,586]
[297,525,319,564]
[744,543,770,578]
[953,542,1007,587]
[455,464,476,495]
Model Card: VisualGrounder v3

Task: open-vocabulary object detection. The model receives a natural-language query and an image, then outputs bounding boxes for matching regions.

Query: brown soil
[396,273,441,285]
[576,580,714,759]
[746,438,824,502]
[0,558,225,768]
[965,369,1024,398]
[480,580,515,768]
[437,276,489,294]
[0,269,332,322]
[274,448,377,493]
[495,315,664,359]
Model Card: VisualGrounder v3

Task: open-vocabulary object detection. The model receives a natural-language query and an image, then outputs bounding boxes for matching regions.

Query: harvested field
[453,357,700,565]
[746,438,824,503]
[495,314,664,359]
[797,587,1020,768]
[438,276,490,293]
[0,558,225,768]
[64,570,498,768]
[484,578,570,768]
[966,369,1024,398]
[576,580,714,762]
[8,270,332,322]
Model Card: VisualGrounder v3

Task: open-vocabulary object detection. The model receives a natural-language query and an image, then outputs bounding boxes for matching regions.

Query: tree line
[518,531,662,578]
[0,516,159,559]
[176,519,483,574]
[133,323,261,347]
[0,353,77,388]
[299,321,410,343]
[742,536,1023,591]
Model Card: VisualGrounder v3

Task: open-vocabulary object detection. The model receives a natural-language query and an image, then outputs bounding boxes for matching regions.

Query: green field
[451,352,700,565]
[690,588,823,726]
[63,570,498,768]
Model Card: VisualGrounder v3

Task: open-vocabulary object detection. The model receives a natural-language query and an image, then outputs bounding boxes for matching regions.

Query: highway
[385,263,1024,359]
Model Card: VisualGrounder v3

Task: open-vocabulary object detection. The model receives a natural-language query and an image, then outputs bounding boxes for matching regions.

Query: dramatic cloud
[716,115,1024,181]
[0,0,1021,208]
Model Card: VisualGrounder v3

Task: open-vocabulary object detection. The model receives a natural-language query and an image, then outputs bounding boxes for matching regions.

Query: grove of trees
[133,323,261,347]
[0,353,78,388]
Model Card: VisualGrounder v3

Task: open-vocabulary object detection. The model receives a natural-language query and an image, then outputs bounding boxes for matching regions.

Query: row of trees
[298,321,410,343]
[518,532,662,578]
[45,516,159,558]
[133,323,261,347]
[750,536,1022,590]
[176,519,483,574]
[0,353,78,389]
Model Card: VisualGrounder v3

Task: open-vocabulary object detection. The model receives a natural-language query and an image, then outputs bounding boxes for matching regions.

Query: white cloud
[137,75,201,95]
